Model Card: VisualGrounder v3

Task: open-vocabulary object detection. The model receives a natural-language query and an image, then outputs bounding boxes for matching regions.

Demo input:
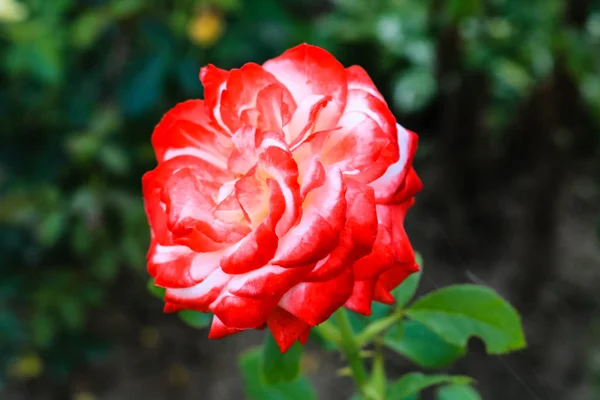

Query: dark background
[1,0,599,399]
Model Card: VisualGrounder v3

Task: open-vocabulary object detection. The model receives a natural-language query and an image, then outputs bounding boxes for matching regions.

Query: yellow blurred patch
[300,352,320,375]
[139,326,160,349]
[8,353,43,380]
[0,0,28,23]
[72,391,96,400]
[167,364,190,387]
[187,10,224,47]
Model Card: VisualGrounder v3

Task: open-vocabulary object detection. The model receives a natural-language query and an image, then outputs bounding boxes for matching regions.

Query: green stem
[333,308,369,392]
[355,310,403,346]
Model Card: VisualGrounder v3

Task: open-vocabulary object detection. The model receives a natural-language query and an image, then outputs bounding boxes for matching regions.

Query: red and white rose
[143,44,422,351]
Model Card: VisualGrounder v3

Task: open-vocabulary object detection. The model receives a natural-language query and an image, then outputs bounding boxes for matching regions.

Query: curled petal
[254,83,295,132]
[305,178,377,281]
[258,146,301,236]
[370,126,420,203]
[267,307,311,353]
[279,268,354,326]
[208,315,241,339]
[287,94,332,147]
[263,44,348,133]
[299,157,326,199]
[200,64,231,134]
[344,280,376,316]
[219,63,296,133]
[375,262,420,302]
[228,264,312,299]
[346,65,385,102]
[148,243,222,288]
[211,293,278,329]
[151,100,232,168]
[271,168,346,267]
[220,222,278,274]
[163,168,250,244]
[321,111,390,181]
[228,126,259,174]
[165,269,231,312]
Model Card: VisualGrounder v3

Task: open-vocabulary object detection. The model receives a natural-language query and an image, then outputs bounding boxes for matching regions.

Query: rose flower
[143,44,422,351]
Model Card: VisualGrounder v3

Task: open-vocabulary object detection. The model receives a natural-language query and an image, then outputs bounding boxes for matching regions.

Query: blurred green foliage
[1,0,599,388]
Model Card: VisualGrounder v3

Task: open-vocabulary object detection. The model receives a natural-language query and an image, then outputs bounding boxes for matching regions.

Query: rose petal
[267,307,311,352]
[200,64,231,134]
[263,44,348,133]
[165,269,231,312]
[305,178,377,282]
[210,293,278,329]
[228,265,312,298]
[152,100,232,168]
[346,65,385,102]
[148,242,223,288]
[208,315,241,339]
[219,63,296,133]
[321,111,390,182]
[271,168,346,267]
[220,222,278,274]
[370,126,419,203]
[344,280,376,316]
[279,268,354,326]
[258,146,301,236]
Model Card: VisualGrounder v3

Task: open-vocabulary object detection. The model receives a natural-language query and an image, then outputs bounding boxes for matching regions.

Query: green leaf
[178,310,211,329]
[388,373,472,400]
[147,278,165,299]
[71,10,111,49]
[240,348,317,400]
[437,384,483,400]
[384,320,465,369]
[393,67,437,114]
[405,284,526,354]
[262,332,304,384]
[109,0,145,18]
[393,252,423,308]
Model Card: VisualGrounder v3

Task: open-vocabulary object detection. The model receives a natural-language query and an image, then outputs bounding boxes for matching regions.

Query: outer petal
[320,111,390,180]
[152,100,231,168]
[279,267,354,326]
[305,178,377,281]
[346,65,385,102]
[258,145,302,236]
[219,63,296,133]
[267,307,311,353]
[228,265,312,298]
[210,292,278,329]
[148,242,222,288]
[199,64,231,133]
[370,126,420,203]
[271,168,346,267]
[344,280,376,315]
[263,44,348,133]
[165,269,231,312]
[208,315,241,339]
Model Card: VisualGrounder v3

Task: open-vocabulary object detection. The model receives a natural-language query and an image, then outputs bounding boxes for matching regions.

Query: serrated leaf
[262,332,303,384]
[406,284,526,354]
[384,320,465,369]
[437,384,482,400]
[178,310,211,329]
[393,252,423,308]
[388,373,472,400]
[240,348,317,400]
[147,278,165,299]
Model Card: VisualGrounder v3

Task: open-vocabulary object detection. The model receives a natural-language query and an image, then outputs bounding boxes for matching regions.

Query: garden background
[1,0,599,399]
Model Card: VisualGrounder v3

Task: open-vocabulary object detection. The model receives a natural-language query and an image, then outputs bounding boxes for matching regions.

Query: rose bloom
[143,44,422,351]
